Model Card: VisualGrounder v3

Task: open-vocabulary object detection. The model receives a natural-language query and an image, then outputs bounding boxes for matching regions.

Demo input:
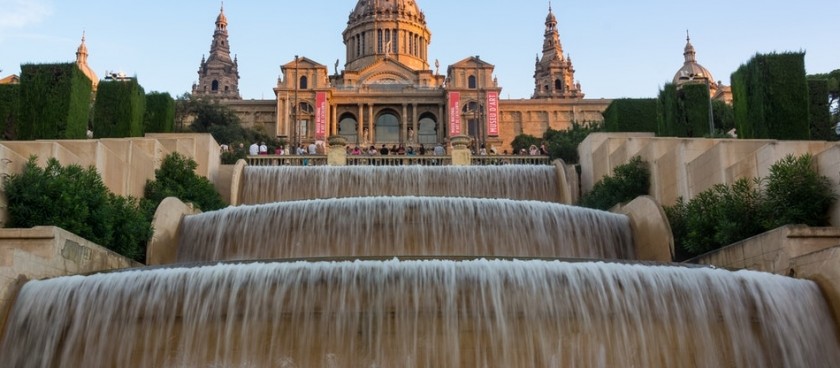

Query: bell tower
[192,3,241,100]
[532,4,583,99]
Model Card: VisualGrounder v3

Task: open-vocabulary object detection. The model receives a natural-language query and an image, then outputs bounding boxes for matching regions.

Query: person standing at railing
[249,142,259,156]
[434,143,445,156]
[259,142,268,155]
[418,144,427,156]
[308,142,317,155]
[529,145,539,156]
[379,144,389,156]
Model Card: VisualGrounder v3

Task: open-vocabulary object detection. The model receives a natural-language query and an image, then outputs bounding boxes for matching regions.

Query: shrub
[579,156,650,210]
[603,98,658,133]
[143,152,227,220]
[3,157,150,261]
[762,154,835,228]
[666,153,835,260]
[0,84,20,140]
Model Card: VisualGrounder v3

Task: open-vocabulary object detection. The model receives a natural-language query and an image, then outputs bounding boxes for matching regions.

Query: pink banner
[486,91,499,136]
[315,92,327,139]
[448,92,461,136]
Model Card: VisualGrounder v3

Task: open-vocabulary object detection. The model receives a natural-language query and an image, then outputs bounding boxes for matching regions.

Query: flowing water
[238,165,562,204]
[1,260,838,368]
[177,197,634,262]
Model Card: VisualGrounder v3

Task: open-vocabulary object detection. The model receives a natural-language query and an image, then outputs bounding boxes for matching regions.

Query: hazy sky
[1,0,837,100]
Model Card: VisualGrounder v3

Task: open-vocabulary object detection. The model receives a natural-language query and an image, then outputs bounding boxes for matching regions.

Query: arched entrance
[375,111,400,143]
[338,113,358,144]
[417,112,438,145]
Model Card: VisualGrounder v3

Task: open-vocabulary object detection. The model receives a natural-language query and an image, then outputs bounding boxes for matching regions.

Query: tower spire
[193,4,240,99]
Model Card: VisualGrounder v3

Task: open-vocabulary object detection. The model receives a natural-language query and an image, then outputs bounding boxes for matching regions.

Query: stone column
[331,104,338,136]
[368,104,375,143]
[327,136,348,166]
[450,135,472,166]
[402,104,408,143]
[438,104,444,143]
[357,104,364,144]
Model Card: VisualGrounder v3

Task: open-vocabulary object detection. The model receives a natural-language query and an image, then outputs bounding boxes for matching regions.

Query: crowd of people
[223,140,550,157]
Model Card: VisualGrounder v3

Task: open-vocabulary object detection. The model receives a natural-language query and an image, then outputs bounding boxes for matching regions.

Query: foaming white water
[177,197,633,262]
[239,165,562,204]
[1,260,837,368]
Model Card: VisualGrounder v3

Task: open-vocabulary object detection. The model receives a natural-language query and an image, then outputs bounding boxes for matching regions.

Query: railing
[247,155,328,167]
[472,155,552,166]
[346,155,452,166]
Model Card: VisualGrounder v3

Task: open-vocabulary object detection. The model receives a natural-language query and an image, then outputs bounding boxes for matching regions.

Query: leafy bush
[3,157,150,261]
[177,95,282,150]
[0,84,20,140]
[603,98,658,133]
[579,156,650,210]
[143,152,227,220]
[666,154,835,260]
[762,154,835,228]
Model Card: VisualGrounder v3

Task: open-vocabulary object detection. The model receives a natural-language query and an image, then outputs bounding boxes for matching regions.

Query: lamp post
[293,55,299,154]
[706,79,715,137]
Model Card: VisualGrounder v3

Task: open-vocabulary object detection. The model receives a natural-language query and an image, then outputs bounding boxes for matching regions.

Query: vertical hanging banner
[448,91,461,136]
[315,92,327,139]
[486,91,499,136]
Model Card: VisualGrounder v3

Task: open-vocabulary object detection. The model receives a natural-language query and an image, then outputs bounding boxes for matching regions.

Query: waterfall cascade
[2,165,838,367]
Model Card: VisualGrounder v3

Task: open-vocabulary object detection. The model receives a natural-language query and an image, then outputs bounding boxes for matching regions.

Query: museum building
[192,1,611,150]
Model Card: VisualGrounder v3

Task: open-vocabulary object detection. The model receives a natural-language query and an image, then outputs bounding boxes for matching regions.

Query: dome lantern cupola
[673,31,717,95]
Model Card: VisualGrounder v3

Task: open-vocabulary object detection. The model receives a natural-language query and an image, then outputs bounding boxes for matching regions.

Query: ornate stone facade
[205,1,610,150]
[192,5,241,100]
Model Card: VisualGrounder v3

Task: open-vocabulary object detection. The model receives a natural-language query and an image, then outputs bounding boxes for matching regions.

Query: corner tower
[532,4,583,99]
[343,0,431,72]
[192,4,241,100]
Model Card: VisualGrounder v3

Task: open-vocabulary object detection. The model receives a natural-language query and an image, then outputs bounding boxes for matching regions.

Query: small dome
[673,34,715,86]
[216,6,228,26]
[546,6,557,24]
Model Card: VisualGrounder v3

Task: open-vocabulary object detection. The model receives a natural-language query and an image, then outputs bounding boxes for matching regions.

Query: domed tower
[343,0,431,72]
[192,4,241,100]
[532,4,583,99]
[75,32,99,92]
[673,32,718,96]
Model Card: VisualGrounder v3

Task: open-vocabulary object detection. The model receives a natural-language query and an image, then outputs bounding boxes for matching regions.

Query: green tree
[510,134,540,155]
[93,78,146,138]
[542,121,603,164]
[144,91,176,133]
[143,152,227,220]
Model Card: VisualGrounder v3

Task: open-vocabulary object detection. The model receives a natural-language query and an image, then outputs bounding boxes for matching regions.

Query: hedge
[603,98,658,133]
[93,78,146,138]
[18,63,92,139]
[0,84,20,140]
[144,91,175,133]
[808,79,833,140]
[731,52,810,140]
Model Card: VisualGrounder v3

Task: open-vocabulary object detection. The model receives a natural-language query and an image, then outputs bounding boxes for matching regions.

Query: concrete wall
[579,134,840,225]
[0,226,142,335]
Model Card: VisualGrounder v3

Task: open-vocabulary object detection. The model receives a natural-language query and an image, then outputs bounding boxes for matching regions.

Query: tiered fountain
[1,164,839,367]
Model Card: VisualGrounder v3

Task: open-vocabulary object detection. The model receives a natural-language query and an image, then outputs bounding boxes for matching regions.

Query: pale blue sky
[0,0,837,100]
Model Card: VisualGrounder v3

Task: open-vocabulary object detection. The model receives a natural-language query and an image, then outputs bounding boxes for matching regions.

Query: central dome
[343,0,431,72]
[350,0,424,22]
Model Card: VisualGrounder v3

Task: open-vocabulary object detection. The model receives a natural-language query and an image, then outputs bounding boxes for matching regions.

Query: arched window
[299,76,308,89]
[224,86,230,92]
[211,80,219,91]
[468,75,477,89]
[555,79,563,91]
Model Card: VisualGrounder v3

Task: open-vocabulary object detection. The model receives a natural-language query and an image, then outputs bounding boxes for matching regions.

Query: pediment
[449,56,495,69]
[358,58,419,85]
[280,56,326,69]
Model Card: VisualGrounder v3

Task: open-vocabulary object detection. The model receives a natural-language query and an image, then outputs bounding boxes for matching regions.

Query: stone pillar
[229,159,248,206]
[612,196,674,262]
[147,197,201,266]
[327,136,348,166]
[438,104,444,143]
[357,104,364,144]
[368,104,375,143]
[450,135,472,166]
[402,104,408,143]
[331,105,338,136]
